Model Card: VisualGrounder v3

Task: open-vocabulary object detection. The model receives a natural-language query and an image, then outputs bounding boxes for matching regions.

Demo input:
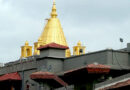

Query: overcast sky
[0,0,130,63]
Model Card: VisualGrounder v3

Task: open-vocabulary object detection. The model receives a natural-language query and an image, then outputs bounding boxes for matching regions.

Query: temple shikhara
[21,0,71,58]
[0,1,130,90]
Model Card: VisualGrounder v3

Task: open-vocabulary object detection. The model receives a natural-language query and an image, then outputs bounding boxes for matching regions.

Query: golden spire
[38,0,71,57]
[40,0,68,46]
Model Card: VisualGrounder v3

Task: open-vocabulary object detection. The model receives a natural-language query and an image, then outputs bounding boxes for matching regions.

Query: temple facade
[0,1,130,90]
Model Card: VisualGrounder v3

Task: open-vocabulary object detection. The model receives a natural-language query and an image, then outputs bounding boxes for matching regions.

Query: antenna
[119,38,123,49]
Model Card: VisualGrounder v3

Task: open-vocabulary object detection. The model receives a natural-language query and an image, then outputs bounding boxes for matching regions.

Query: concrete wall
[0,59,36,75]
[107,50,129,66]
[48,49,65,58]
[37,58,48,71]
[19,69,38,90]
[64,50,108,71]
[129,53,130,66]
[64,50,130,71]
[47,58,64,73]
[40,49,49,58]
[40,48,65,58]
[37,58,64,73]
[127,43,130,51]
[0,49,130,90]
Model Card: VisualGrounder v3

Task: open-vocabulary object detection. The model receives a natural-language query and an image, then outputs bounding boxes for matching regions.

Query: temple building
[0,1,130,90]
[21,0,71,58]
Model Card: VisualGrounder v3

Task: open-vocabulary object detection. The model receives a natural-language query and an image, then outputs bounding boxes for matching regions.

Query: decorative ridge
[87,63,111,69]
[38,42,69,50]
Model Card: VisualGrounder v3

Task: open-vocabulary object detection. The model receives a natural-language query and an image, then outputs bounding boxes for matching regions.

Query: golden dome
[40,1,68,46]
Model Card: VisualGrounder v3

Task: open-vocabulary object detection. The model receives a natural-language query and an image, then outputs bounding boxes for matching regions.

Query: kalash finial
[51,0,58,18]
[77,41,81,46]
[25,41,29,46]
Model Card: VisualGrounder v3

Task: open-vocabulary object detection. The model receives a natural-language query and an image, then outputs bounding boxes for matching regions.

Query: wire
[113,51,123,69]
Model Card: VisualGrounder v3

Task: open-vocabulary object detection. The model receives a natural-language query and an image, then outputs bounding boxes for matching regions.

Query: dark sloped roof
[95,73,130,90]
[30,71,68,87]
[101,79,130,90]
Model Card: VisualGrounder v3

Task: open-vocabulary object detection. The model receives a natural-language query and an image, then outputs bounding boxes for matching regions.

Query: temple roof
[30,71,68,87]
[95,73,130,90]
[64,64,111,75]
[38,43,69,50]
[0,72,21,81]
